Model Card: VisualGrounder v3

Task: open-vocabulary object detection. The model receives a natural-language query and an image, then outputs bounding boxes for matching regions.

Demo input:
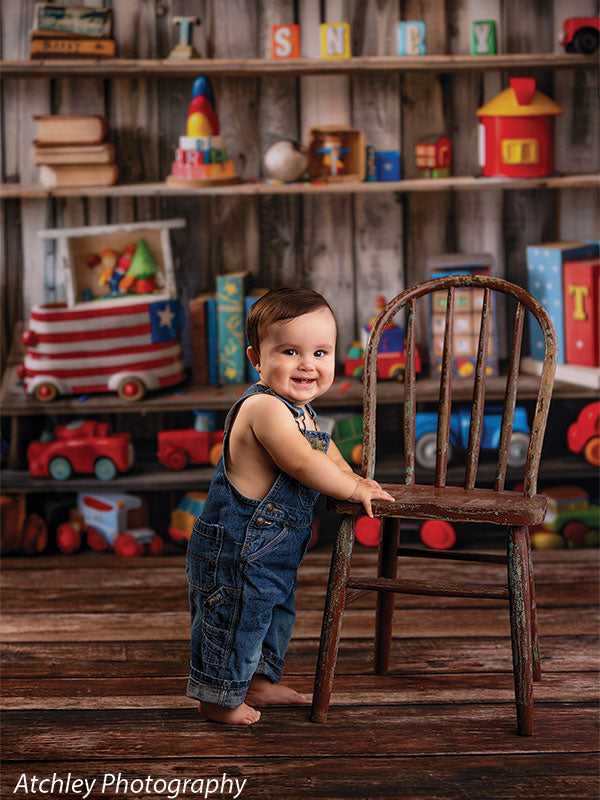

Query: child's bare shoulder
[240,393,298,435]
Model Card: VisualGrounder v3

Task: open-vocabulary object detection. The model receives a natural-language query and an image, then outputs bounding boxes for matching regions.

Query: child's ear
[247,346,260,371]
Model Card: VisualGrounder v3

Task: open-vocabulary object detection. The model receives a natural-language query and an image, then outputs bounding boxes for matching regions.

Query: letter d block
[271,24,300,59]
[320,23,351,58]
[471,20,497,55]
[397,21,426,55]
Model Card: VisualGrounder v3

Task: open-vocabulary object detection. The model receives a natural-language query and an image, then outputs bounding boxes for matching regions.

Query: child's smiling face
[248,307,337,408]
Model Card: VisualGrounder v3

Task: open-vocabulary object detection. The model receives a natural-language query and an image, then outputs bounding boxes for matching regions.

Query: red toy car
[567,402,600,466]
[157,411,224,470]
[27,420,134,481]
[559,17,600,54]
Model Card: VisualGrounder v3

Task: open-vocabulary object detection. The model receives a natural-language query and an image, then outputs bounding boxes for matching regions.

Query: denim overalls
[185,383,330,708]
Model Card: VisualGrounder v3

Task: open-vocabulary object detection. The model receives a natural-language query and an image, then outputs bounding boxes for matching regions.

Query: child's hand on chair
[347,476,395,518]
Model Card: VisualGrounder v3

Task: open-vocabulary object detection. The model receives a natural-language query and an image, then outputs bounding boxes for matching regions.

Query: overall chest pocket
[186,519,224,592]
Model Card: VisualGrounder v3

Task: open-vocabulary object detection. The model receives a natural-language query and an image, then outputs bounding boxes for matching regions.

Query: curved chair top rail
[361,275,558,497]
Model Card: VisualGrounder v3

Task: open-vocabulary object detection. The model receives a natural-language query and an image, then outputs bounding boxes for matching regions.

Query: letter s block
[320,23,351,58]
[271,24,300,59]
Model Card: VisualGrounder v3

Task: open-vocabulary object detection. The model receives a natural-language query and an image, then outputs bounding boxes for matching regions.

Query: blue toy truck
[414,406,530,470]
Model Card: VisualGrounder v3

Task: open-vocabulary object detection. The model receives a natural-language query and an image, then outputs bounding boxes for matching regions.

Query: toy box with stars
[19,219,187,402]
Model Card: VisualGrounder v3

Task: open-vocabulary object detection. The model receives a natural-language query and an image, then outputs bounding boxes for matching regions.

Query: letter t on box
[397,22,426,55]
[471,21,497,54]
[320,23,351,58]
[271,25,300,59]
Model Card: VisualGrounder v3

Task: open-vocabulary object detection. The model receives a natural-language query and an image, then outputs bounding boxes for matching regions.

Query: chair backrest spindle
[465,287,491,489]
[436,288,454,488]
[404,298,417,485]
[496,301,525,491]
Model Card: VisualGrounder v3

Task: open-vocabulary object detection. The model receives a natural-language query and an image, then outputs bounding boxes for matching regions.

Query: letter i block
[471,20,497,55]
[320,23,351,58]
[271,24,300,59]
[397,21,426,55]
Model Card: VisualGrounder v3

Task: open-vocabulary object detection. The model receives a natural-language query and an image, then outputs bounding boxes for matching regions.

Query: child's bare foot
[198,701,261,725]
[245,674,307,706]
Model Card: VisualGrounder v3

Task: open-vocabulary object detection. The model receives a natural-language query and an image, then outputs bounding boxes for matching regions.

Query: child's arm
[247,395,394,517]
[326,439,355,475]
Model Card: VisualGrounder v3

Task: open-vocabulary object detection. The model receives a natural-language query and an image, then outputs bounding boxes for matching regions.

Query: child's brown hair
[246,288,336,354]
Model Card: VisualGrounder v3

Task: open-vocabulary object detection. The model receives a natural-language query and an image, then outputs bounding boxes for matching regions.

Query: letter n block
[471,20,497,55]
[397,21,426,55]
[271,24,300,59]
[320,23,351,58]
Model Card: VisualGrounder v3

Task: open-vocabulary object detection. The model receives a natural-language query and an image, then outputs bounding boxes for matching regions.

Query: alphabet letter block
[271,24,300,59]
[471,20,497,55]
[320,23,351,58]
[397,21,426,55]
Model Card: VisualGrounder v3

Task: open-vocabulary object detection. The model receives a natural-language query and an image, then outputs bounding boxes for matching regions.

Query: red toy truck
[559,17,600,54]
[57,492,163,557]
[157,411,224,470]
[567,402,600,466]
[27,420,134,481]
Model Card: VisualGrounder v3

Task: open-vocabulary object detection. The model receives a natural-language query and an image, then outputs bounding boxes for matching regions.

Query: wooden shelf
[0,53,595,78]
[1,454,592,495]
[0,463,214,494]
[1,364,596,418]
[1,173,598,200]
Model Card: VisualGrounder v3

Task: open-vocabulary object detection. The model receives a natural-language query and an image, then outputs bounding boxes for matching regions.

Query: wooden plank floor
[1,547,599,799]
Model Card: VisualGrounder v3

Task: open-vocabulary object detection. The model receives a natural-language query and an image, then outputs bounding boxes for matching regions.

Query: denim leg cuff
[254,646,285,683]
[186,665,250,709]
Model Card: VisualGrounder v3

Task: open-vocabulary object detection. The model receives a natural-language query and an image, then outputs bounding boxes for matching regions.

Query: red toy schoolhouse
[415,134,452,178]
[476,77,563,178]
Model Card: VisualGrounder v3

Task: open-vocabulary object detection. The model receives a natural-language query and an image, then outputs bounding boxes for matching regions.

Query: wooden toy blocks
[397,21,426,55]
[471,21,497,55]
[319,23,351,58]
[271,24,300,59]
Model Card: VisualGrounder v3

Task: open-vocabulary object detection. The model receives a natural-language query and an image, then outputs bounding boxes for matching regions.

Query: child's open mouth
[292,377,315,384]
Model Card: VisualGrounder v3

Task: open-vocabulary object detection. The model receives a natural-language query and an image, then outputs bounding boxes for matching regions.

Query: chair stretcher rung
[346,576,509,600]
[396,547,507,564]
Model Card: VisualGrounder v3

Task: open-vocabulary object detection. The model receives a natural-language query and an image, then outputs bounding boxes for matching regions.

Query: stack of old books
[29,3,115,59]
[34,114,118,188]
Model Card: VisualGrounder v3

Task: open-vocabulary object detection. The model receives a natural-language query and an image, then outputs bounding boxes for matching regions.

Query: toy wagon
[18,219,186,402]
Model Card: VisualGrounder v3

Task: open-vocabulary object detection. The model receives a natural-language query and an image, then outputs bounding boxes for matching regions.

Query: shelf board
[1,173,598,200]
[1,364,596,417]
[0,53,595,78]
[1,455,592,494]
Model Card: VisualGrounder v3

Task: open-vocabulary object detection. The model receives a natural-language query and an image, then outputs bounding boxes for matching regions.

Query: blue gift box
[375,151,401,181]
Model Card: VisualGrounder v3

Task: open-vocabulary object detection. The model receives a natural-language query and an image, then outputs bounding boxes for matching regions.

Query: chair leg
[507,525,534,736]
[526,530,542,682]
[310,515,355,723]
[374,518,400,674]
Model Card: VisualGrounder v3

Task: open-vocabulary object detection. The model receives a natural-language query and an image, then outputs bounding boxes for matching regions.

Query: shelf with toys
[0,53,595,79]
[1,173,598,200]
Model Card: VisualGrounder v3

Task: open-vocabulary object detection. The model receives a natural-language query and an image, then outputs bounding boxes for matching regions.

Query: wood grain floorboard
[1,754,597,800]
[1,548,598,799]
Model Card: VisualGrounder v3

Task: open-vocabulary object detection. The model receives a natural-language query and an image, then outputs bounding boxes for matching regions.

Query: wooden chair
[310,275,557,735]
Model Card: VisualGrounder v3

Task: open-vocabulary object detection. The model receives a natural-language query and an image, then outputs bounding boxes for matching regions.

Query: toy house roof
[477,78,563,118]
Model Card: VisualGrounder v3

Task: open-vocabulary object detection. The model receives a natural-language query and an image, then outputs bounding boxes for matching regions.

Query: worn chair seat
[333,484,548,527]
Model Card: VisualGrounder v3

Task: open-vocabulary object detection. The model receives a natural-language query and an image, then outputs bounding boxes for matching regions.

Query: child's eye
[314,349,327,357]
[283,348,297,356]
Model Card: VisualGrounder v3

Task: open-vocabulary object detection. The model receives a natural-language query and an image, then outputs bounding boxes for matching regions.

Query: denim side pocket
[186,519,223,592]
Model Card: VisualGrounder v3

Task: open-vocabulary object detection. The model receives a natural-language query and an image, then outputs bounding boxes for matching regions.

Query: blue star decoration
[149,300,183,342]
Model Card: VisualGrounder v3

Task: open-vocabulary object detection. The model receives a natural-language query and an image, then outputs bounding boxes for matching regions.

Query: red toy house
[415,135,452,178]
[476,77,563,178]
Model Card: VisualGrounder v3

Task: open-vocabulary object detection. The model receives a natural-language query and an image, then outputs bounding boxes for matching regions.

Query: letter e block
[471,20,497,55]
[320,23,351,58]
[397,21,426,55]
[271,24,300,59]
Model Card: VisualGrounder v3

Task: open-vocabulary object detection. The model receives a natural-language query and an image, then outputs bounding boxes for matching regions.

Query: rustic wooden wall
[1,0,598,370]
